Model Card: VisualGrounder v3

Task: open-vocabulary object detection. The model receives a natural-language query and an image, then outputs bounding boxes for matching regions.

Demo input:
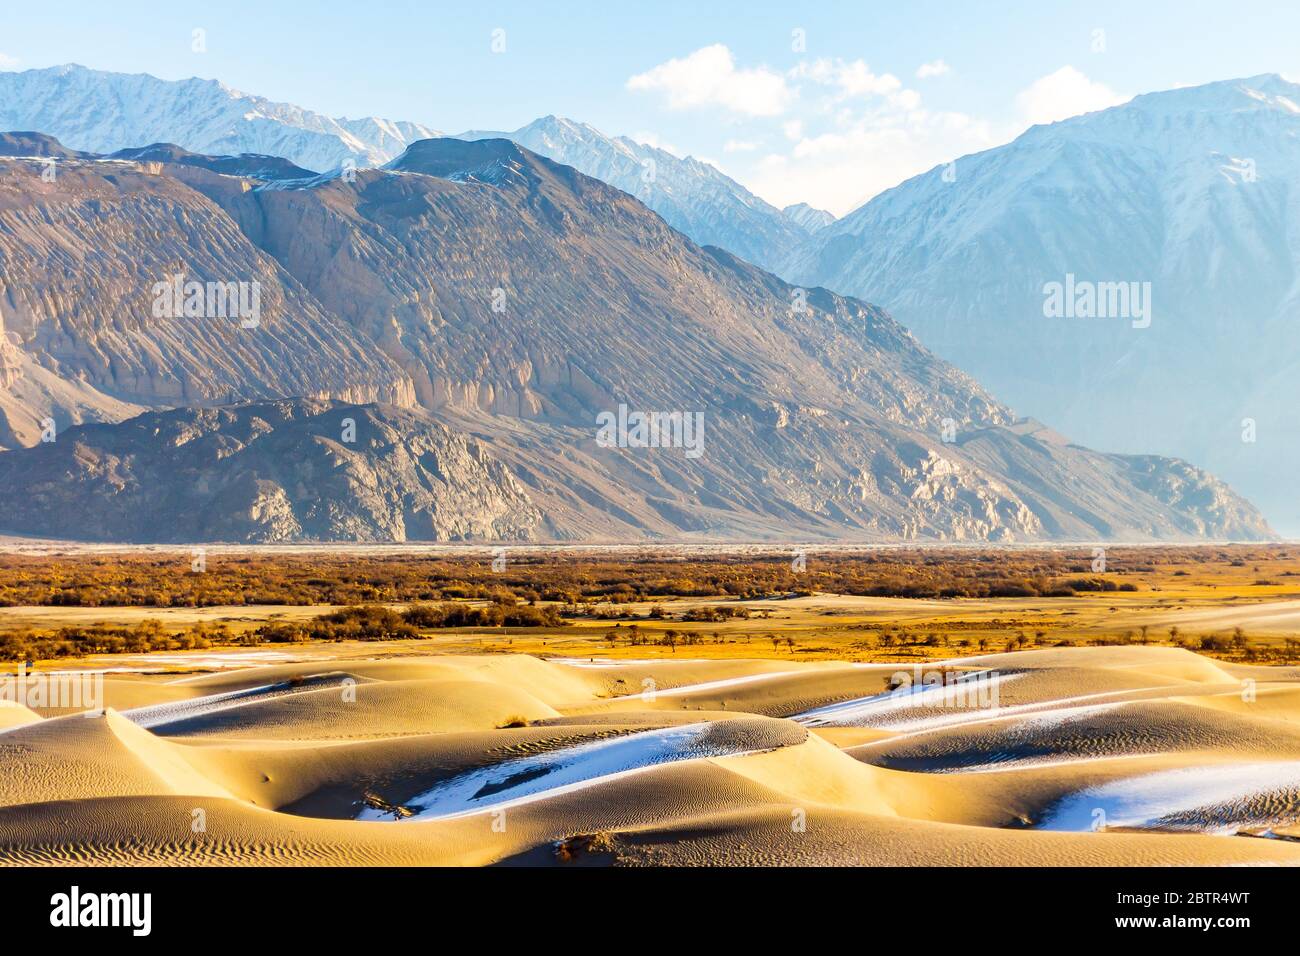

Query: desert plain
[2,543,1300,866]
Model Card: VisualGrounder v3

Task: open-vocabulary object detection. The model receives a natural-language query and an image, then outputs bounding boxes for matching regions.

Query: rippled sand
[3,646,1300,866]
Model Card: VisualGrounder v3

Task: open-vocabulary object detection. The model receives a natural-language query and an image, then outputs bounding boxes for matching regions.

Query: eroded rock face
[0,148,415,426]
[0,318,19,391]
[0,400,541,542]
[0,134,1275,542]
[216,138,1011,437]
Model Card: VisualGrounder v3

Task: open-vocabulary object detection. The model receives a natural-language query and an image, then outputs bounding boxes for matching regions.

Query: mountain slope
[786,74,1300,534]
[0,133,1272,541]
[0,400,540,542]
[0,64,439,172]
[783,202,836,233]
[0,134,413,444]
[0,67,819,272]
[107,142,317,180]
[458,115,817,272]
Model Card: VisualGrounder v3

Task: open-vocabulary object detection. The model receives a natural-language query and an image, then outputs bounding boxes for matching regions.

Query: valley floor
[3,545,1300,865]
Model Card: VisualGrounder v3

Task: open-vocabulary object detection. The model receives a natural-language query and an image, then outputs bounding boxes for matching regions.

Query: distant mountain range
[782,203,836,233]
[0,131,1265,542]
[0,64,440,172]
[454,116,828,272]
[786,74,1300,535]
[0,65,832,274]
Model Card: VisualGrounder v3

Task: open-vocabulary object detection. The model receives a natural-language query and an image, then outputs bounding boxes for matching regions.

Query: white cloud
[833,60,902,98]
[916,59,951,79]
[627,44,792,117]
[792,58,901,101]
[1015,66,1126,125]
[0,53,20,71]
[623,47,1018,216]
[747,106,997,216]
[722,55,972,214]
[625,48,950,211]
[895,89,922,110]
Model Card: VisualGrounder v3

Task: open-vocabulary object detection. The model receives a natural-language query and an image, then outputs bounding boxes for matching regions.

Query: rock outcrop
[0,400,541,542]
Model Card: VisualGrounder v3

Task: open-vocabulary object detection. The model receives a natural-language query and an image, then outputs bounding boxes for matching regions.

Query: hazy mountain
[0,64,439,172]
[107,142,317,180]
[0,134,1271,541]
[0,132,316,180]
[455,115,813,272]
[783,202,836,233]
[0,130,88,159]
[786,74,1300,534]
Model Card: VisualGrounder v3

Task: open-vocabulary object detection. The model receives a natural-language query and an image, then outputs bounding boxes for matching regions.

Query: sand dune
[123,673,366,730]
[3,644,1300,866]
[1140,599,1300,635]
[365,716,803,821]
[0,701,42,732]
[1038,760,1300,834]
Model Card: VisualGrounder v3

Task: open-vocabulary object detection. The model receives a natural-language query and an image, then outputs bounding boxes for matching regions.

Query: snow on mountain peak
[0,63,441,173]
[454,114,815,270]
[1,63,839,279]
[786,72,1300,534]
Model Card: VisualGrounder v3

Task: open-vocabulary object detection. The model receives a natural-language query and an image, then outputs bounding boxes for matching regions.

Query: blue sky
[3,0,1297,213]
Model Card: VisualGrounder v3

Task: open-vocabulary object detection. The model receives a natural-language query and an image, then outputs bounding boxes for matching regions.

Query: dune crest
[2,647,1300,866]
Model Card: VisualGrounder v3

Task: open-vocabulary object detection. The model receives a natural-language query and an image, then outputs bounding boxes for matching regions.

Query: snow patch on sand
[618,670,806,700]
[794,671,1019,729]
[1039,762,1300,834]
[361,722,756,821]
[122,673,355,729]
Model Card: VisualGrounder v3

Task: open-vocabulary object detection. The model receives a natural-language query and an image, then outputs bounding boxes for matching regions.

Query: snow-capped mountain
[0,66,839,271]
[782,202,836,233]
[456,116,812,272]
[786,74,1300,534]
[0,64,439,172]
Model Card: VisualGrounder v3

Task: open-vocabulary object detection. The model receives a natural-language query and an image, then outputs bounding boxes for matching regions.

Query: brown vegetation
[2,545,1300,664]
[3,544,1293,610]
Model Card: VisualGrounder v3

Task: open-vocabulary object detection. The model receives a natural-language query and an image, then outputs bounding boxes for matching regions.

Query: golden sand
[2,646,1300,866]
